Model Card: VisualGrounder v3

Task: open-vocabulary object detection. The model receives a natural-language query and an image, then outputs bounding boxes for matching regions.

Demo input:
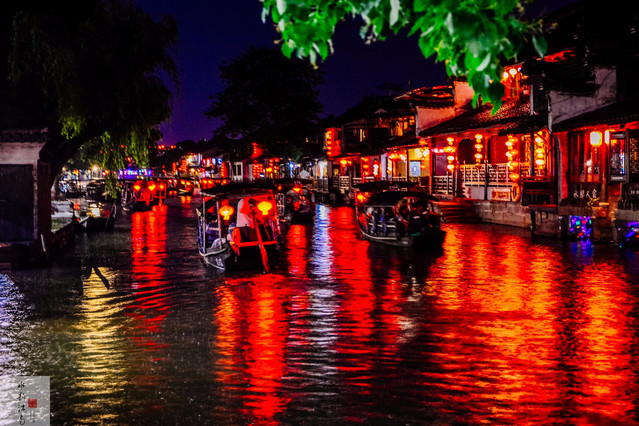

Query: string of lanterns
[474,134,484,165]
[534,133,547,172]
[506,135,520,182]
[444,137,456,171]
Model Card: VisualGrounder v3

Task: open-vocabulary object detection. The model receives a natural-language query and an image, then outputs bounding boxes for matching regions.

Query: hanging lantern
[534,134,546,167]
[219,204,234,221]
[257,200,273,216]
[590,131,603,147]
[506,136,520,182]
[474,134,484,165]
[445,137,456,171]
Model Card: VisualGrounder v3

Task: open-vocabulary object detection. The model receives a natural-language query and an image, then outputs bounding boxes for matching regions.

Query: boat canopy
[200,181,277,198]
[364,190,439,206]
[353,180,417,192]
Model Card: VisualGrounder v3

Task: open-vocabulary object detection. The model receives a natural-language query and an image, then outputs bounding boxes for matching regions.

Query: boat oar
[254,215,270,273]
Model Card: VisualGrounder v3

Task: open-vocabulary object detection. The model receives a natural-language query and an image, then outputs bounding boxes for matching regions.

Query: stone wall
[469,200,531,229]
[469,200,619,243]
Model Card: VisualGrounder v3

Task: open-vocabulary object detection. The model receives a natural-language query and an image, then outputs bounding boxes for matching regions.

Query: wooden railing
[432,176,453,195]
[316,178,329,192]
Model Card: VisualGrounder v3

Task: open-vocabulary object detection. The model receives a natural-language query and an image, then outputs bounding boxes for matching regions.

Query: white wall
[0,142,46,165]
[551,66,617,124]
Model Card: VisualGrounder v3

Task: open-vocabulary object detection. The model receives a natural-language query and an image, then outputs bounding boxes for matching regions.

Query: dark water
[3,196,639,424]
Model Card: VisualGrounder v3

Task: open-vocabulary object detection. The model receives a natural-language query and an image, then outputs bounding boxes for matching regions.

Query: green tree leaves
[5,0,177,190]
[261,0,545,112]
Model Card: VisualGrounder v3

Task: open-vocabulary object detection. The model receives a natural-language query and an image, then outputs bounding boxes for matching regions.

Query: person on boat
[205,212,219,245]
[409,200,427,233]
[395,201,410,238]
[234,197,259,242]
[380,207,393,236]
[236,198,255,228]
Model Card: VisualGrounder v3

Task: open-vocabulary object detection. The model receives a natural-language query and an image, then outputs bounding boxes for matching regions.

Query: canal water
[2,196,639,424]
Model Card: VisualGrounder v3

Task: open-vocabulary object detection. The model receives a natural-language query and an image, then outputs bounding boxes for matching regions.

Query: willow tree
[260,0,546,112]
[4,0,177,193]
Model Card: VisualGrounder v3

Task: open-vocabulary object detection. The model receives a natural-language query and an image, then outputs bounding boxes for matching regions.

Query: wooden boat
[274,178,315,223]
[355,189,445,247]
[73,180,117,232]
[177,178,195,196]
[197,182,281,271]
[120,179,166,212]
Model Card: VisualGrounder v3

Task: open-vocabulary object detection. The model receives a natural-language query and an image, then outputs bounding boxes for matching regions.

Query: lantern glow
[257,200,273,216]
[590,131,603,147]
[219,205,234,221]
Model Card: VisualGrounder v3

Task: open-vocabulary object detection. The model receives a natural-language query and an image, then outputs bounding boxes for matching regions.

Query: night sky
[135,0,579,146]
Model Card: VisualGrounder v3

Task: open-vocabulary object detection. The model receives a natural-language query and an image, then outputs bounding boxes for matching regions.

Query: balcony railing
[432,176,453,195]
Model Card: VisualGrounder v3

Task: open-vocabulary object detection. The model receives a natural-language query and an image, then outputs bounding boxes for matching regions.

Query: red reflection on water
[328,207,376,378]
[287,224,309,278]
[215,208,639,424]
[126,208,171,358]
[214,275,291,424]
[378,265,404,354]
[426,225,639,424]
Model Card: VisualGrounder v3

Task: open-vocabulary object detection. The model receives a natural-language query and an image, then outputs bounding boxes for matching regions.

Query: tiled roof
[419,96,531,138]
[395,85,455,108]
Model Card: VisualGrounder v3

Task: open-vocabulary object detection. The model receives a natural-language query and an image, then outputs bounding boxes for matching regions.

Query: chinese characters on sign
[0,376,50,425]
